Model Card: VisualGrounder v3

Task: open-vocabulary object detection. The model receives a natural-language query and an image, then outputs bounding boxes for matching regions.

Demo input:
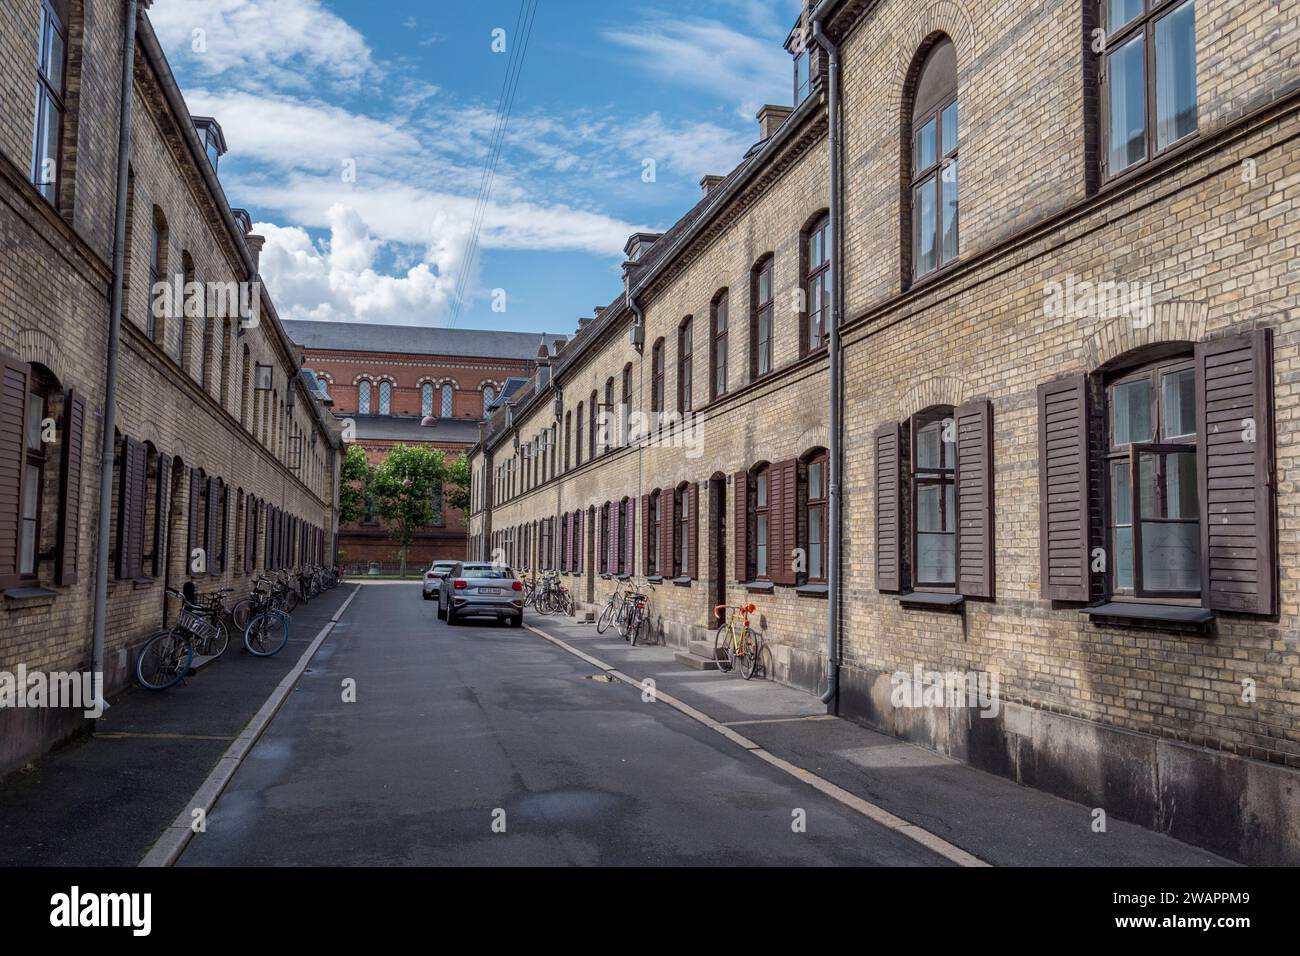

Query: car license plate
[478,587,502,595]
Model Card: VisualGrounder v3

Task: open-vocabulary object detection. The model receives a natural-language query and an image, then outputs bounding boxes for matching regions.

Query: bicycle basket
[176,608,218,643]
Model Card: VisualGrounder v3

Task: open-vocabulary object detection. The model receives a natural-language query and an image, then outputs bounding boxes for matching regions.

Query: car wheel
[446,607,458,626]
[437,599,446,620]
[509,614,523,628]
[422,590,432,600]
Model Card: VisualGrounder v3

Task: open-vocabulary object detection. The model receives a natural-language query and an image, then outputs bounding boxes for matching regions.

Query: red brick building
[284,320,562,571]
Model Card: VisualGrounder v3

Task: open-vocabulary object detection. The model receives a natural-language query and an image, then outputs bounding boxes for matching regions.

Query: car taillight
[512,580,523,591]
[453,579,468,590]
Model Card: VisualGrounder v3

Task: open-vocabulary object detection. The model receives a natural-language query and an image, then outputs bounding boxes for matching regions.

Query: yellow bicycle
[713,603,760,680]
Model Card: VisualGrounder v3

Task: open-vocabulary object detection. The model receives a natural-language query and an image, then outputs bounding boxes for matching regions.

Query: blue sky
[150,0,804,336]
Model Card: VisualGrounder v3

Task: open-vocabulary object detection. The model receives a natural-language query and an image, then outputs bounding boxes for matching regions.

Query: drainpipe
[812,17,841,706]
[90,0,140,715]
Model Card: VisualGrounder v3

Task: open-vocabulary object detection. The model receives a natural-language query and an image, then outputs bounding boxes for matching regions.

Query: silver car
[438,562,524,627]
[422,560,458,600]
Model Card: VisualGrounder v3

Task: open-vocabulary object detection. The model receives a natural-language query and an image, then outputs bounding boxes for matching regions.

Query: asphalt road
[177,582,949,866]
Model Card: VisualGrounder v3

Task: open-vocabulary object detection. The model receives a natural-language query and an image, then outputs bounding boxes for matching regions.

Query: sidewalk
[523,610,1236,867]
[0,586,354,867]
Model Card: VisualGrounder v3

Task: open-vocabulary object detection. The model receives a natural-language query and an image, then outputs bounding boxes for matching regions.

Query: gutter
[812,17,841,706]
[90,0,141,710]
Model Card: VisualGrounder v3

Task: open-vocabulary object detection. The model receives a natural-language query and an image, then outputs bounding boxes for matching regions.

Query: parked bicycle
[596,584,631,634]
[242,576,292,657]
[136,588,231,690]
[620,584,654,646]
[713,602,760,679]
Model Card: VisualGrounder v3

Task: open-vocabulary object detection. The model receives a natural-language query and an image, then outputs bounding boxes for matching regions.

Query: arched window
[357,380,372,415]
[32,0,69,205]
[482,385,496,416]
[675,482,690,577]
[147,207,169,342]
[621,363,633,444]
[804,215,830,352]
[603,378,614,453]
[421,383,433,418]
[753,464,771,579]
[564,411,572,471]
[378,381,392,415]
[588,389,598,459]
[441,383,454,417]
[804,449,828,583]
[599,502,610,574]
[651,338,665,414]
[1105,351,1198,596]
[241,344,252,429]
[907,37,959,281]
[751,256,774,379]
[912,406,957,587]
[647,490,661,576]
[575,402,584,467]
[711,290,729,400]
[678,317,693,413]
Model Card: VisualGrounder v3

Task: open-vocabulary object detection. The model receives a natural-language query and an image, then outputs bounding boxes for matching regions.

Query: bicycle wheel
[197,619,231,659]
[739,628,760,680]
[244,610,290,657]
[627,610,643,647]
[231,599,253,631]
[284,589,300,614]
[136,630,193,690]
[596,600,615,633]
[713,624,734,673]
[560,592,575,616]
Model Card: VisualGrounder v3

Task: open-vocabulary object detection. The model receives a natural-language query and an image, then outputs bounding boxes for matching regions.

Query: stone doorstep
[674,651,720,671]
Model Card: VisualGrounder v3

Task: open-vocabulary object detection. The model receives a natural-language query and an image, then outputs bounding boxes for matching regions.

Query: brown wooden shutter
[152,453,172,579]
[1196,329,1276,615]
[264,503,274,569]
[640,495,651,572]
[246,496,256,571]
[563,512,572,572]
[687,481,699,579]
[117,439,144,580]
[771,459,797,585]
[0,356,30,589]
[56,389,86,586]
[732,470,748,583]
[874,424,902,592]
[623,499,635,575]
[1037,375,1090,601]
[955,399,994,599]
[205,477,218,575]
[607,501,617,572]
[661,488,675,576]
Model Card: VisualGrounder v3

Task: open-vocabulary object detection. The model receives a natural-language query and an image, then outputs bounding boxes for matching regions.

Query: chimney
[577,317,594,332]
[246,233,266,272]
[700,174,725,196]
[757,104,794,140]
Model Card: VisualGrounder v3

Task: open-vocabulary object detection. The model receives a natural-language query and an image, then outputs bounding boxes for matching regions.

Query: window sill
[671,576,691,587]
[745,580,774,594]
[1085,601,1213,628]
[896,591,964,612]
[796,583,828,599]
[132,577,155,590]
[646,575,664,584]
[3,586,57,609]
[616,574,631,582]
[600,574,612,580]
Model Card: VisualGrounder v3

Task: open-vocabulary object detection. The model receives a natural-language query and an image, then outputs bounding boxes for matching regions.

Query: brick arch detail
[899,374,967,420]
[17,328,69,385]
[1082,300,1209,371]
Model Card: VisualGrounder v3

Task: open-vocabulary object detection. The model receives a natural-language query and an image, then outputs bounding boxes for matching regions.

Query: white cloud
[256,206,456,326]
[603,15,792,119]
[148,0,378,91]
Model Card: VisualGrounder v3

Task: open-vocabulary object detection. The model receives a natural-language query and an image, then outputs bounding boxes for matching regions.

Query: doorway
[709,474,726,614]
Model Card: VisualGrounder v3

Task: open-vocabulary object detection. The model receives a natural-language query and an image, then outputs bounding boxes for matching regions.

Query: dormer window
[794,47,811,104]
[191,116,228,174]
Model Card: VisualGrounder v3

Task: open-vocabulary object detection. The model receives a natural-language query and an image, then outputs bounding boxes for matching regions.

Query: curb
[138,584,362,867]
[524,619,989,868]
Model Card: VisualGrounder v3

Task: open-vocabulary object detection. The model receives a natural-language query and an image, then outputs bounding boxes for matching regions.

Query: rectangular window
[678,490,689,575]
[756,261,773,377]
[712,293,728,399]
[32,0,68,205]
[679,320,693,413]
[755,472,769,578]
[807,457,826,583]
[912,412,956,587]
[807,219,830,351]
[20,390,47,575]
[1102,0,1198,177]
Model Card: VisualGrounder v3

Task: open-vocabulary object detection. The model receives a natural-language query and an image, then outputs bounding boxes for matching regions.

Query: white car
[423,561,458,599]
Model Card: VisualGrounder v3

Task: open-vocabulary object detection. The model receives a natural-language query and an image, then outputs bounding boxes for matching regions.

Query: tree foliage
[338,444,372,527]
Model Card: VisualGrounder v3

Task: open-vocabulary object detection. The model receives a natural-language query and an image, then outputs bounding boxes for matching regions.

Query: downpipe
[89,0,140,716]
[812,18,841,707]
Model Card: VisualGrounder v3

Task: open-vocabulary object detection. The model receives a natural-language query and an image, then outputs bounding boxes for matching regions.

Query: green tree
[338,445,372,527]
[371,444,449,577]
[445,453,471,516]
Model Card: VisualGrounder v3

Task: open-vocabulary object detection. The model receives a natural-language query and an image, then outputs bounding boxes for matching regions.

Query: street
[176,582,948,866]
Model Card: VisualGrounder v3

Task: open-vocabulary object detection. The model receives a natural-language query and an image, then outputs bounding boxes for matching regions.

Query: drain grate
[584,674,616,682]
